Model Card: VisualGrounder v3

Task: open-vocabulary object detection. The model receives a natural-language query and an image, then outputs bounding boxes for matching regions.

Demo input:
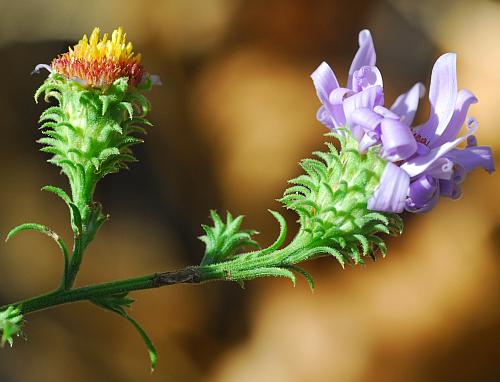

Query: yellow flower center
[70,27,141,63]
[52,27,145,88]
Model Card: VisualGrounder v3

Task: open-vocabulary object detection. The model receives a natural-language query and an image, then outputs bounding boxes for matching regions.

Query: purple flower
[311,29,418,162]
[369,53,494,213]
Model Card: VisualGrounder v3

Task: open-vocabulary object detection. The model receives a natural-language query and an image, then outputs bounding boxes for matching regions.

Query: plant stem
[6,266,204,315]
[64,235,83,290]
[3,231,320,316]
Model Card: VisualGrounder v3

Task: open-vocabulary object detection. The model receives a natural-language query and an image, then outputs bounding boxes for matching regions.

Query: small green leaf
[125,314,158,372]
[5,223,69,287]
[285,265,315,291]
[0,306,23,347]
[92,294,157,371]
[258,210,287,256]
[229,266,296,286]
[68,202,82,234]
[41,185,71,205]
[199,210,260,265]
[41,185,82,236]
[300,246,345,268]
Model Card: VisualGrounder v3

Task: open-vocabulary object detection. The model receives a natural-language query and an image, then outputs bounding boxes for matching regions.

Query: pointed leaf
[258,210,287,256]
[286,265,315,291]
[6,223,69,276]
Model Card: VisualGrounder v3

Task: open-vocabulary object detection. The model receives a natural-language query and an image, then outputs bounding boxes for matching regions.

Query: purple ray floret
[373,53,494,213]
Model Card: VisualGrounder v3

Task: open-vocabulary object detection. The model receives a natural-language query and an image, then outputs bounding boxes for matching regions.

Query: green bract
[199,211,259,266]
[280,132,403,264]
[35,74,153,213]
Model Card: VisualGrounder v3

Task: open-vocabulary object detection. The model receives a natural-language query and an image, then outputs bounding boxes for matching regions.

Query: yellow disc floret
[52,27,145,88]
[71,27,141,63]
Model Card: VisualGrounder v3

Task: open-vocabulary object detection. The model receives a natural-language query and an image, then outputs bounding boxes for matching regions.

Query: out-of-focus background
[0,0,498,381]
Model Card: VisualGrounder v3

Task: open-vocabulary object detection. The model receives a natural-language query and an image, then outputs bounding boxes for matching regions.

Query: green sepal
[91,293,157,372]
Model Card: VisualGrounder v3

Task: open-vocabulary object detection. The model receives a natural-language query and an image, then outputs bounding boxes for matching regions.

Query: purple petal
[434,89,478,146]
[149,74,162,86]
[327,87,352,128]
[367,162,410,213]
[425,157,454,180]
[343,85,383,127]
[311,62,340,104]
[406,175,439,213]
[351,65,383,92]
[374,105,400,120]
[32,64,52,75]
[415,53,458,147]
[439,179,462,199]
[401,117,478,178]
[390,82,425,126]
[445,146,495,173]
[358,131,379,153]
[351,108,383,131]
[380,118,418,161]
[453,165,466,183]
[348,30,376,89]
[316,106,335,129]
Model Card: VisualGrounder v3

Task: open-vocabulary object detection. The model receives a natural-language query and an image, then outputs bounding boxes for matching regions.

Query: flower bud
[34,27,157,210]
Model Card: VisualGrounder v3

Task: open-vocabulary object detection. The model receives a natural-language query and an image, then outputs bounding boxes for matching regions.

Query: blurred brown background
[0,0,499,381]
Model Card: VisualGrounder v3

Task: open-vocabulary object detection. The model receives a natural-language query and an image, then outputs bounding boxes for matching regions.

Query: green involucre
[35,74,153,211]
[280,131,403,265]
[198,132,403,286]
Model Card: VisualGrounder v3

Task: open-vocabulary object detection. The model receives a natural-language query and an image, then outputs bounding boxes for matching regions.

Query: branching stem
[3,266,204,315]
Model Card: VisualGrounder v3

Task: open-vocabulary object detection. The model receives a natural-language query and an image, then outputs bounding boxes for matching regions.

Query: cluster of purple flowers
[311,29,494,213]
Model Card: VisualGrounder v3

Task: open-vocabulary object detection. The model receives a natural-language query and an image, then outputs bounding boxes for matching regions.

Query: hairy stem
[5,267,204,315]
[3,233,311,316]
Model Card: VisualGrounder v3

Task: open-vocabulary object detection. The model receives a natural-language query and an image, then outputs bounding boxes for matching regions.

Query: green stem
[4,230,322,316]
[64,180,98,289]
[7,266,204,315]
[64,235,83,289]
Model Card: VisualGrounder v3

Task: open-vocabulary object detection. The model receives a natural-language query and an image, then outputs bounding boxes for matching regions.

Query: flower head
[311,29,494,214]
[51,27,145,88]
